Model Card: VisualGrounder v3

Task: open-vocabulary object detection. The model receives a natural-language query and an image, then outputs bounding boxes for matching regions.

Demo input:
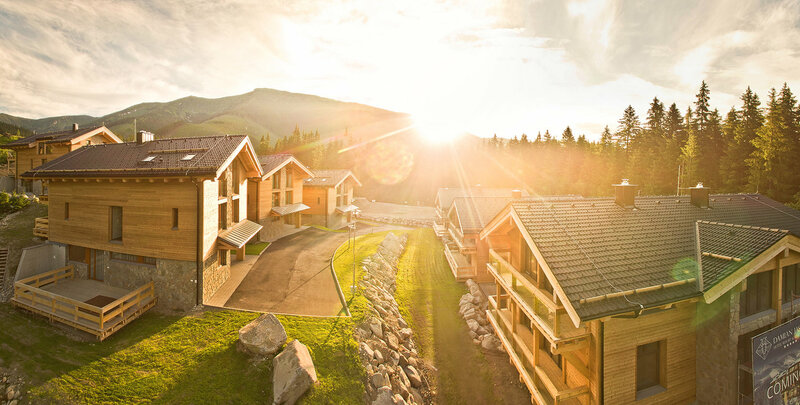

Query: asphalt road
[224,227,349,316]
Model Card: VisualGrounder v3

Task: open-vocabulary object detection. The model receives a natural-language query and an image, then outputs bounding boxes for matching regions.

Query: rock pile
[354,233,430,405]
[458,279,503,353]
[0,369,24,405]
[237,314,318,405]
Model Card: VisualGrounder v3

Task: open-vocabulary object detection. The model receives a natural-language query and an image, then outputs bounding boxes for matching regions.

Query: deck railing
[488,249,587,342]
[38,195,49,204]
[33,217,49,238]
[12,266,156,340]
[444,247,473,279]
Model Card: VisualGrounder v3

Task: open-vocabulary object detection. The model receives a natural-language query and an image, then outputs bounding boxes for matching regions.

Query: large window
[110,206,123,241]
[111,252,156,266]
[285,169,293,188]
[740,271,773,317]
[273,171,281,189]
[233,201,240,223]
[285,190,293,205]
[233,164,241,194]
[218,175,228,197]
[783,264,800,303]
[636,341,664,394]
[219,203,227,230]
[272,192,281,207]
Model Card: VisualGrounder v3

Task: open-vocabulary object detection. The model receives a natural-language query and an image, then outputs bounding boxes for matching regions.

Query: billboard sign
[753,316,800,404]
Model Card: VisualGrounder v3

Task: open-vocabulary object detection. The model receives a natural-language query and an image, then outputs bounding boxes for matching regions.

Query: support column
[774,255,784,326]
[236,247,245,261]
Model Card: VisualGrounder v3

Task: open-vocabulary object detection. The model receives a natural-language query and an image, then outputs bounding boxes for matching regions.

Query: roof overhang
[215,137,263,179]
[271,203,310,216]
[261,156,314,180]
[335,204,359,214]
[217,219,263,249]
[69,126,123,145]
[703,234,800,303]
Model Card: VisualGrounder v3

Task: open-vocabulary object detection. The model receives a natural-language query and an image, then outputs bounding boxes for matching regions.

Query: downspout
[193,178,204,306]
[599,321,604,405]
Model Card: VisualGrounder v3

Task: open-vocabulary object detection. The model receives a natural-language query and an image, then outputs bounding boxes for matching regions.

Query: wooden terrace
[12,266,156,340]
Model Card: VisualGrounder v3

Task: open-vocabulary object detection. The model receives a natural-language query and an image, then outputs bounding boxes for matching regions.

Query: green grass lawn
[394,228,529,404]
[245,242,270,256]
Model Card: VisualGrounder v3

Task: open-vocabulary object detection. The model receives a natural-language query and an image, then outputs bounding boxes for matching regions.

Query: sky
[1,0,800,140]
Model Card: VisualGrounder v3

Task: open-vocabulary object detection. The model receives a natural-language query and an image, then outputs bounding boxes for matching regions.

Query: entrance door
[88,249,104,281]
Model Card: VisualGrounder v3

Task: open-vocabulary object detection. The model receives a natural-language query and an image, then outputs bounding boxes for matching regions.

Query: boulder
[480,334,504,353]
[370,372,389,389]
[369,317,384,338]
[398,328,413,342]
[466,319,481,333]
[272,340,318,405]
[466,279,482,297]
[373,387,407,405]
[238,314,287,356]
[360,342,375,361]
[374,349,385,364]
[386,333,400,351]
[404,365,422,388]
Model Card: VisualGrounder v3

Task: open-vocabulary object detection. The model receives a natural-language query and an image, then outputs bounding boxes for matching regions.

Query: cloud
[0,0,799,141]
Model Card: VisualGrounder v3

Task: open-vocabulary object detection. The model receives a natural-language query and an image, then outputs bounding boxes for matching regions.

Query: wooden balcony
[444,247,474,280]
[38,194,49,205]
[33,217,49,239]
[488,249,588,349]
[448,226,476,254]
[432,221,446,238]
[486,298,590,405]
[12,265,156,341]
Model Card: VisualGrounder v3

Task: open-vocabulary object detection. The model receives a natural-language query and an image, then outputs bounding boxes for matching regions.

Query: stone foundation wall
[696,289,740,404]
[202,250,229,303]
[101,253,197,312]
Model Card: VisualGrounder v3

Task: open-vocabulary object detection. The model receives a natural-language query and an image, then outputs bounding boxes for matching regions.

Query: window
[68,245,86,263]
[219,203,227,230]
[41,159,46,166]
[740,271,773,317]
[285,169,293,188]
[218,176,228,197]
[783,264,800,303]
[110,206,123,241]
[521,242,535,279]
[64,202,70,220]
[219,249,228,266]
[273,171,281,189]
[317,197,321,204]
[636,341,664,394]
[285,190,293,205]
[172,208,179,230]
[233,163,240,194]
[233,202,240,223]
[111,252,156,266]
[38,143,46,155]
[272,192,281,207]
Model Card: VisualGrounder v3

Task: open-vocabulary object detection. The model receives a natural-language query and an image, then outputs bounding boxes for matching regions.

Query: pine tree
[749,88,789,199]
[561,126,575,146]
[665,103,684,143]
[600,126,614,150]
[615,105,640,155]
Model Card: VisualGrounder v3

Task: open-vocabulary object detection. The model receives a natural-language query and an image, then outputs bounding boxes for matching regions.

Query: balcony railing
[448,226,476,253]
[488,249,588,345]
[486,301,590,405]
[33,217,49,239]
[444,247,474,280]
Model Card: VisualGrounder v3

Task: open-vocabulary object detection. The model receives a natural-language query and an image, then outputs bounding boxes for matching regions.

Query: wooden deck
[33,217,48,239]
[12,266,156,340]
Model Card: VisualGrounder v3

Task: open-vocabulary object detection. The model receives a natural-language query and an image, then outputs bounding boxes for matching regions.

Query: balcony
[448,225,476,254]
[432,222,446,238]
[33,217,49,239]
[487,249,588,347]
[38,194,49,205]
[444,247,474,280]
[12,265,156,340]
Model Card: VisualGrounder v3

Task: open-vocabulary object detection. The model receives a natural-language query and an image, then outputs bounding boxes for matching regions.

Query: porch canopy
[218,219,263,249]
[271,203,310,217]
[335,204,359,214]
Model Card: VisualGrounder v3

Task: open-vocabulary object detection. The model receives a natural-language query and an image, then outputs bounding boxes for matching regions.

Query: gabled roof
[483,194,800,322]
[450,196,513,232]
[5,125,121,148]
[259,154,313,179]
[22,135,261,179]
[304,169,361,188]
[435,187,528,211]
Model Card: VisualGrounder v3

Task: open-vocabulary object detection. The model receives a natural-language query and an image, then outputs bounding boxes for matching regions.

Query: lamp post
[350,222,357,293]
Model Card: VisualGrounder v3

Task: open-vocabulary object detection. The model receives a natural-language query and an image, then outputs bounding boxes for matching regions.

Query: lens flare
[364,140,414,185]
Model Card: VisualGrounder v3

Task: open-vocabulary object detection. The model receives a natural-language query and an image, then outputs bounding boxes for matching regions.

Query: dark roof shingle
[22,135,248,178]
[6,126,106,147]
[452,196,513,232]
[305,169,359,187]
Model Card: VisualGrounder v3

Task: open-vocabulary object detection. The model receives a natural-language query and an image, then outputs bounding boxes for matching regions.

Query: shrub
[0,192,30,215]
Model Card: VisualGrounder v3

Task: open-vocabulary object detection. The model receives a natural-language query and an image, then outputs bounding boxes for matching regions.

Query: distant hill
[0,88,412,146]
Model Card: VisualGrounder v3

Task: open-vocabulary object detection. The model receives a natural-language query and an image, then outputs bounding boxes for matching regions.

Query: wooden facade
[301,171,360,229]
[479,200,800,404]
[248,158,313,239]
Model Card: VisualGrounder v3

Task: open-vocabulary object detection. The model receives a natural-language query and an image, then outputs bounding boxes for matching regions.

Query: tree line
[480,81,800,206]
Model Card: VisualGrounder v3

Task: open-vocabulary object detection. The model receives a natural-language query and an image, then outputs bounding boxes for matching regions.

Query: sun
[413,118,464,145]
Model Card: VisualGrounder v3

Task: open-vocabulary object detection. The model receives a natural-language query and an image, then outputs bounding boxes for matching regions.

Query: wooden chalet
[249,154,314,241]
[16,132,263,339]
[5,124,122,196]
[479,182,800,404]
[302,169,361,229]
[433,187,527,240]
[443,196,515,282]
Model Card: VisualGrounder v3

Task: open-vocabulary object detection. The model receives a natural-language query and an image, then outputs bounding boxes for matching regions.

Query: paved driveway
[223,227,351,316]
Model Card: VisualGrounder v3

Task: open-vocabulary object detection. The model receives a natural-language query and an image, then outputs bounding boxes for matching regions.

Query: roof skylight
[181,154,196,161]
[141,156,156,162]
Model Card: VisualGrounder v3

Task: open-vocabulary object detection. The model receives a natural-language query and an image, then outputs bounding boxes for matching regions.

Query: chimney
[511,189,522,199]
[690,182,710,208]
[613,179,637,208]
[136,130,154,144]
[72,123,79,132]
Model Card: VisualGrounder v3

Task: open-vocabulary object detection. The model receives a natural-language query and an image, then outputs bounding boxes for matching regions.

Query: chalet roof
[435,187,528,211]
[22,135,253,179]
[452,196,513,232]
[258,154,313,179]
[271,203,310,216]
[6,126,104,147]
[305,169,361,187]
[335,204,359,213]
[505,194,800,321]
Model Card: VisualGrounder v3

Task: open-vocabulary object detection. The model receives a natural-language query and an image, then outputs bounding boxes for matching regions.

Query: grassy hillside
[0,89,410,145]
